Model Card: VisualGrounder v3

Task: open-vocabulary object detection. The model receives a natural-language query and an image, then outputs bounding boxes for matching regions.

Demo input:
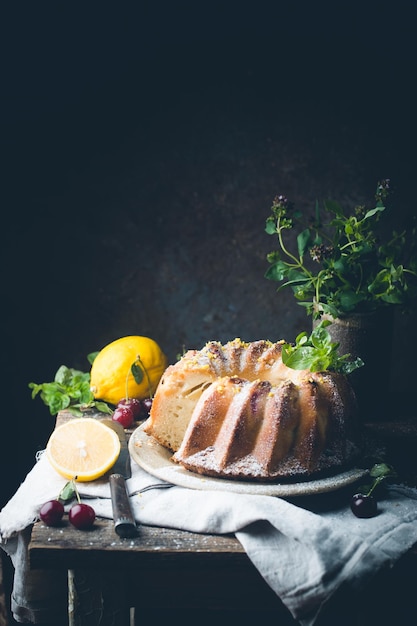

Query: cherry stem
[124,356,153,400]
[366,475,385,497]
[71,478,81,503]
[124,367,130,401]
[136,355,153,399]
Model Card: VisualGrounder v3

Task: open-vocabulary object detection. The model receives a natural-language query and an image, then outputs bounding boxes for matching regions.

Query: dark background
[2,2,417,507]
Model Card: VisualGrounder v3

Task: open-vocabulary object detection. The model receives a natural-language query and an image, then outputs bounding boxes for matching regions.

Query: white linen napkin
[1,450,417,626]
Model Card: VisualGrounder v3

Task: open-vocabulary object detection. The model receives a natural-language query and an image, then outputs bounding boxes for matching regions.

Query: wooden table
[28,417,417,626]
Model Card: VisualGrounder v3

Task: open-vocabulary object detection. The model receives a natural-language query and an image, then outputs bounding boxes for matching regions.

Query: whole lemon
[90,335,167,405]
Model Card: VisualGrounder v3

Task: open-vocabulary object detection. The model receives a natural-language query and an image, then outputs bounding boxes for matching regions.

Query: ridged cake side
[143,338,359,480]
[172,372,357,480]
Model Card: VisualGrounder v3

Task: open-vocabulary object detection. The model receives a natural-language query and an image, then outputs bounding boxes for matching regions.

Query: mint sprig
[29,364,112,417]
[281,320,364,374]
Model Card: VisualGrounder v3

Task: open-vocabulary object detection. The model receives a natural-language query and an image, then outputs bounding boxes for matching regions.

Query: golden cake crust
[143,338,358,481]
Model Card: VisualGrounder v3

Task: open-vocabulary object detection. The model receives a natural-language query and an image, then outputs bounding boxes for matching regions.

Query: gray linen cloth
[1,450,417,625]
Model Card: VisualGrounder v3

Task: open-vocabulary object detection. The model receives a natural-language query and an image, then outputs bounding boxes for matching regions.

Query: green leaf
[310,322,332,348]
[87,351,100,365]
[340,357,364,375]
[295,331,308,346]
[338,291,365,311]
[365,462,397,496]
[265,217,277,235]
[94,401,113,414]
[55,365,73,385]
[364,206,385,220]
[67,406,85,417]
[332,257,347,272]
[131,362,144,385]
[369,463,396,479]
[264,261,289,281]
[297,228,311,258]
[58,481,76,503]
[282,344,316,370]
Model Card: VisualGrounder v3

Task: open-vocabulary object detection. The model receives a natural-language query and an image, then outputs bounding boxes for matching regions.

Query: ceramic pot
[313,309,394,422]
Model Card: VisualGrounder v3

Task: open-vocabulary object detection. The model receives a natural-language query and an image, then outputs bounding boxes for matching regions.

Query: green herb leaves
[281,320,364,374]
[265,181,417,318]
[29,365,112,417]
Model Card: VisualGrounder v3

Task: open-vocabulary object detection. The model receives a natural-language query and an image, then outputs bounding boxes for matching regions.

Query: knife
[100,418,139,538]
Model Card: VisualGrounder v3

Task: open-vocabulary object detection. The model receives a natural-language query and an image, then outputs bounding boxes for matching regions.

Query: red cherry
[39,500,65,526]
[117,398,143,420]
[69,503,96,529]
[141,397,153,417]
[350,493,378,518]
[112,405,134,428]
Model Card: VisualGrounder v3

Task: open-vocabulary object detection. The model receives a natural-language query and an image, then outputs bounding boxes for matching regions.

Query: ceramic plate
[129,423,368,497]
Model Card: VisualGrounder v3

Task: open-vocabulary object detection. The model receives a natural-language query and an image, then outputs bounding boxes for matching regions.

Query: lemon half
[46,418,121,482]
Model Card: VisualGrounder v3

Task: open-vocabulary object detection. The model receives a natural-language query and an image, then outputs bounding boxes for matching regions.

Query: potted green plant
[264,179,417,420]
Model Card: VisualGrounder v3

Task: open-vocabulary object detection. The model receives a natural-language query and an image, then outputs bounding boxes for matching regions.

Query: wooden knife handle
[109,473,139,538]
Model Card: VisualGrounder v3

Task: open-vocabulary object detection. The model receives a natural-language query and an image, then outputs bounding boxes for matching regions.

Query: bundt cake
[143,338,359,481]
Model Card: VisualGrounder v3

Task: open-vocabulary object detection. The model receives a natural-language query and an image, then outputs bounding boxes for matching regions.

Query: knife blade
[99,418,139,538]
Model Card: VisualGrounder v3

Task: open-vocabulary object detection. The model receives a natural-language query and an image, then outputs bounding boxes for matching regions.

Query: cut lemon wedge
[46,418,121,482]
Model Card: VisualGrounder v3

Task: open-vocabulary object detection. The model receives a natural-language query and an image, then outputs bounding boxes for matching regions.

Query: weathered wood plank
[30,519,246,571]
